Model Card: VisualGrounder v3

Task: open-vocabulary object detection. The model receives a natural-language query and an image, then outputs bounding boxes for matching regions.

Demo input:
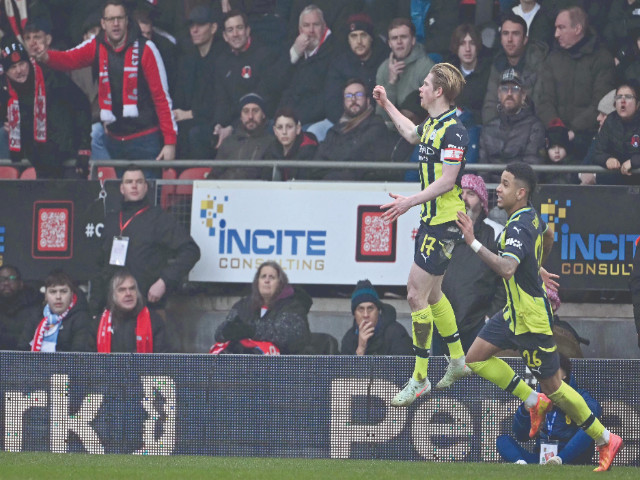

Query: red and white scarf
[7,58,47,152]
[98,39,140,124]
[31,293,77,352]
[4,0,28,43]
[210,339,280,355]
[97,306,153,353]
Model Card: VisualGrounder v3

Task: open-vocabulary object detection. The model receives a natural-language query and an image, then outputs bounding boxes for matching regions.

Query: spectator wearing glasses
[479,68,545,184]
[34,0,177,172]
[593,81,640,185]
[311,78,391,180]
[0,265,42,350]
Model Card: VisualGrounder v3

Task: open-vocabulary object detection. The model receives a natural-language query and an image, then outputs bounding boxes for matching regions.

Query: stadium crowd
[0,2,636,469]
[0,0,637,185]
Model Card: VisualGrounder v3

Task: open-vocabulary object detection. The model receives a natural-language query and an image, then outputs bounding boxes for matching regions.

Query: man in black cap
[1,41,91,178]
[172,5,221,159]
[210,92,273,179]
[341,280,413,356]
[479,68,545,183]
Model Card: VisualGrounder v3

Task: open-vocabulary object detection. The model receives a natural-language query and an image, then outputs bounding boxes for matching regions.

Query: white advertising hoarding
[189,181,422,285]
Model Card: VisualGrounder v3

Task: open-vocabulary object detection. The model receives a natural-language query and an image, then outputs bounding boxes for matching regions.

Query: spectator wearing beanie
[541,118,581,185]
[324,13,389,124]
[580,89,617,185]
[211,92,274,179]
[340,280,412,356]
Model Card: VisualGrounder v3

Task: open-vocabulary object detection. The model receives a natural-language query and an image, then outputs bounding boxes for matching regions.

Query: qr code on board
[356,205,396,262]
[38,209,68,251]
[362,213,391,255]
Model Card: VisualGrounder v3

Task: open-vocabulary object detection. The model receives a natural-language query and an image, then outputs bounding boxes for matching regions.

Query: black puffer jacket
[18,291,95,352]
[593,111,640,185]
[340,302,413,356]
[215,285,312,354]
[479,104,545,183]
[0,286,42,350]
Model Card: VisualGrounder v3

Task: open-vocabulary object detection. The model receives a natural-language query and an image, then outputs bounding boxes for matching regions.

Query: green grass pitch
[0,453,637,480]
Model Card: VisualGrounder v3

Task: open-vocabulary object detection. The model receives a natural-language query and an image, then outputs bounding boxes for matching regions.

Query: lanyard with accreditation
[109,206,150,266]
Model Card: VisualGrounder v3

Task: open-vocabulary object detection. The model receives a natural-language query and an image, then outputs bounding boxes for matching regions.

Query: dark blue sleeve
[502,220,533,264]
[512,403,532,442]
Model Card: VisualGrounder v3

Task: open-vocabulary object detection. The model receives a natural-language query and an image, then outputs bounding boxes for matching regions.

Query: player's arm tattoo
[475,245,519,280]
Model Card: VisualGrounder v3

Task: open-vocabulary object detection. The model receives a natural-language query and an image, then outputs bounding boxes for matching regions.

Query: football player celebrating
[457,162,623,472]
[373,63,472,407]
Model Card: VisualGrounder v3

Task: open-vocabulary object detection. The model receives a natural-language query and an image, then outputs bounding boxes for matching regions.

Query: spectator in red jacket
[34,0,177,176]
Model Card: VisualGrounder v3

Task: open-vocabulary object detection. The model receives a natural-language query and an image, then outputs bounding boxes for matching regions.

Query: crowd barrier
[0,352,638,465]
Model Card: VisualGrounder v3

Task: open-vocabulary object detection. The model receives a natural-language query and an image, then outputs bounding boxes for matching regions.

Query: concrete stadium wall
[166,295,639,359]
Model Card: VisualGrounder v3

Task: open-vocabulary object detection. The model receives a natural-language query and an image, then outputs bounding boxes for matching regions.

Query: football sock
[431,294,464,359]
[548,382,606,442]
[468,358,534,403]
[411,307,433,382]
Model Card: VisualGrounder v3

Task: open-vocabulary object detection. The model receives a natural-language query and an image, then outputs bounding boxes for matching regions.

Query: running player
[456,162,623,472]
[373,63,472,407]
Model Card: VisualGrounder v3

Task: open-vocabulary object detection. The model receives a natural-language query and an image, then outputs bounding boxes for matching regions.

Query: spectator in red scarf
[34,0,177,175]
[97,270,170,353]
[1,39,91,178]
[18,270,94,352]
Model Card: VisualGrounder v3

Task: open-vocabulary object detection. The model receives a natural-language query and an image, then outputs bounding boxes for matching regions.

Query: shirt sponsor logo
[505,237,523,250]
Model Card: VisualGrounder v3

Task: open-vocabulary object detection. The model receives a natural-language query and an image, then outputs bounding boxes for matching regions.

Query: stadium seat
[20,167,36,179]
[0,166,20,179]
[176,167,211,195]
[160,168,178,210]
[96,166,118,180]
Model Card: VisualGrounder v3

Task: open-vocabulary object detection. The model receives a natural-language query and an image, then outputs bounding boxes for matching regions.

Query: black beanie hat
[351,279,381,313]
[1,41,29,72]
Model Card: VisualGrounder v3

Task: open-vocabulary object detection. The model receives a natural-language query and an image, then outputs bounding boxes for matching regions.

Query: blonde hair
[429,63,465,103]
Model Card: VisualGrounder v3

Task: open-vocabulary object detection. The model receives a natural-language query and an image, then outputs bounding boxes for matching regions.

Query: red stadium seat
[161,168,178,209]
[96,166,118,180]
[176,167,210,195]
[0,166,19,179]
[20,167,36,179]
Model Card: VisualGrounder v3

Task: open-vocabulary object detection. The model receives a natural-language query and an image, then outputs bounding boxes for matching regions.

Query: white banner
[189,181,423,285]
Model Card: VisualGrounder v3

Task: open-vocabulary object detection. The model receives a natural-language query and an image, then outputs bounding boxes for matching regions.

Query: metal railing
[0,157,624,181]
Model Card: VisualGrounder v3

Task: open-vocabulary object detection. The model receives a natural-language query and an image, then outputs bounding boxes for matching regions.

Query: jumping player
[456,162,623,472]
[373,63,472,407]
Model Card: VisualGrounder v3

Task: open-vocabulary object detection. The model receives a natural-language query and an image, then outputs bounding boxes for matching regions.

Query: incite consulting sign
[189,181,420,285]
[535,185,640,290]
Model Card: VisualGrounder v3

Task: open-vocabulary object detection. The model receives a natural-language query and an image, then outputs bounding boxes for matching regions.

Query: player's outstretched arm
[381,163,461,222]
[373,85,419,144]
[456,210,518,280]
